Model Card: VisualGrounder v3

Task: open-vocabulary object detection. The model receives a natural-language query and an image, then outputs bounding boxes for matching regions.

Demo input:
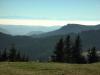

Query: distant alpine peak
[67,24,82,26]
[61,24,82,29]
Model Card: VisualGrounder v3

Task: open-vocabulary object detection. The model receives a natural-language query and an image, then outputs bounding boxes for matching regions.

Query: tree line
[51,35,100,64]
[0,44,28,62]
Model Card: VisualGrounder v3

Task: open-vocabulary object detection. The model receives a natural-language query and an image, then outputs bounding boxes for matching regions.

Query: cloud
[0,19,100,26]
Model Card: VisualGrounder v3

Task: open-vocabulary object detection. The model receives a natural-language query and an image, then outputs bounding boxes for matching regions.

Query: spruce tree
[87,47,99,63]
[16,51,21,61]
[64,35,72,63]
[72,35,84,63]
[2,48,8,61]
[8,44,17,62]
[53,38,64,62]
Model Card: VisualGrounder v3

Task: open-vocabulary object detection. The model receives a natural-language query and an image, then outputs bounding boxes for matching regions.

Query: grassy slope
[0,62,100,75]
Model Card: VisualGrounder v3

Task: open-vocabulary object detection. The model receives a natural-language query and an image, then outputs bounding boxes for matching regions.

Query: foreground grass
[0,62,100,75]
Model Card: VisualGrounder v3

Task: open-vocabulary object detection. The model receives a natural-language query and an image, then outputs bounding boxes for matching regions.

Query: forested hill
[0,24,100,60]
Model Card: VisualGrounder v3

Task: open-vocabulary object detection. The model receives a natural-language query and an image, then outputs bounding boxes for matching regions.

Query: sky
[0,0,100,26]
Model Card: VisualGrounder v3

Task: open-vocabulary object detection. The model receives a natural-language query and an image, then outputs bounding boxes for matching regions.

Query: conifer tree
[72,35,84,63]
[87,47,99,63]
[8,44,17,62]
[64,35,72,63]
[51,35,86,63]
[2,48,8,61]
[53,38,64,62]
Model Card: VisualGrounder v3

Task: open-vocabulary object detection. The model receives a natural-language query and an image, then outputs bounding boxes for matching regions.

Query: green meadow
[0,62,100,75]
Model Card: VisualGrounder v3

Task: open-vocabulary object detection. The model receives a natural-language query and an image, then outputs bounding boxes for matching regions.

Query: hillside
[0,27,9,34]
[34,24,100,37]
[0,62,100,75]
[0,29,100,60]
[1,24,100,60]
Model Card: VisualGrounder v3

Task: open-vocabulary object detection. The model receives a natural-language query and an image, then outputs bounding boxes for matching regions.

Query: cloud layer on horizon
[0,19,100,26]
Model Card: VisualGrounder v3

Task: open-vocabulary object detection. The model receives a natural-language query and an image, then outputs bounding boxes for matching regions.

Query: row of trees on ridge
[51,35,99,64]
[0,44,28,62]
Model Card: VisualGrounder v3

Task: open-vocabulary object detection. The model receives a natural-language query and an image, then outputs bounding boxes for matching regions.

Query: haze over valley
[0,0,100,75]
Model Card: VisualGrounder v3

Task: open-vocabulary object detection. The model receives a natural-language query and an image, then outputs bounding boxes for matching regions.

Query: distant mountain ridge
[33,24,100,37]
[0,27,9,34]
[26,31,45,36]
[0,25,61,35]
